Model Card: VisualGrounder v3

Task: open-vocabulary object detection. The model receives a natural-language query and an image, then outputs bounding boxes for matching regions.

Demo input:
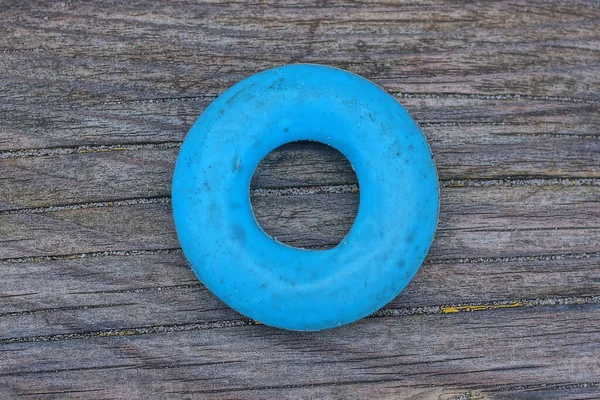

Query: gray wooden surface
[1,1,599,399]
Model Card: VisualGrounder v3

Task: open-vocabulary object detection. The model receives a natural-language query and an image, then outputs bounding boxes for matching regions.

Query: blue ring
[172,65,439,331]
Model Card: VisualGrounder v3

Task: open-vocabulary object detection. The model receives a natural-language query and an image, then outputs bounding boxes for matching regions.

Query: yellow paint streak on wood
[441,302,524,314]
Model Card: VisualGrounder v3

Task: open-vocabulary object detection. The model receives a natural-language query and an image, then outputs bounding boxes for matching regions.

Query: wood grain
[1,249,598,339]
[1,94,598,151]
[1,0,599,151]
[1,136,599,210]
[1,0,599,398]
[2,0,599,102]
[2,184,599,260]
[1,305,599,399]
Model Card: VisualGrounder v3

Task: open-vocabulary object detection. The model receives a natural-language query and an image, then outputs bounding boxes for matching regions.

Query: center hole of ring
[250,141,360,250]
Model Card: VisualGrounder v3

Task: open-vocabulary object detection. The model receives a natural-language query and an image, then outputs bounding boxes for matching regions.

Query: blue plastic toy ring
[172,64,439,331]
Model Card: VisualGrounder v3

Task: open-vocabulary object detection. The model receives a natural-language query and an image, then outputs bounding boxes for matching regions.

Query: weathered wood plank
[1,0,599,397]
[1,305,598,399]
[1,184,599,260]
[1,94,598,151]
[0,147,176,212]
[1,0,599,151]
[2,0,599,103]
[0,202,177,259]
[1,94,598,152]
[1,133,599,211]
[0,249,598,339]
[1,182,598,338]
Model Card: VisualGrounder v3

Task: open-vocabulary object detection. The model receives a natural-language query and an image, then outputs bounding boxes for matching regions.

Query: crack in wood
[390,91,600,104]
[0,197,171,215]
[0,248,183,264]
[0,318,257,345]
[0,142,182,160]
[0,303,135,318]
[167,377,415,396]
[90,91,600,107]
[99,95,216,106]
[68,284,204,296]
[2,248,599,266]
[492,381,600,393]
[441,178,600,187]
[427,251,600,265]
[0,360,242,378]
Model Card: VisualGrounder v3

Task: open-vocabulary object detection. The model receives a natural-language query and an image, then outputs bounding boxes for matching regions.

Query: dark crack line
[0,141,182,159]
[428,251,600,265]
[390,91,600,105]
[0,196,171,215]
[2,249,600,266]
[98,91,600,106]
[0,303,135,318]
[0,248,183,264]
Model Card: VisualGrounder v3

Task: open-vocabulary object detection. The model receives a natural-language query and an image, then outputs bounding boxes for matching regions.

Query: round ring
[172,64,439,331]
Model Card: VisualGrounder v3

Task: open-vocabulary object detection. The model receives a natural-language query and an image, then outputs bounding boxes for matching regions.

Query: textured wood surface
[1,0,599,399]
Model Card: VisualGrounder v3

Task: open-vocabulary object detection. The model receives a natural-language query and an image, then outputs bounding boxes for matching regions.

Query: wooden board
[3,183,600,260]
[1,0,599,398]
[1,305,599,399]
